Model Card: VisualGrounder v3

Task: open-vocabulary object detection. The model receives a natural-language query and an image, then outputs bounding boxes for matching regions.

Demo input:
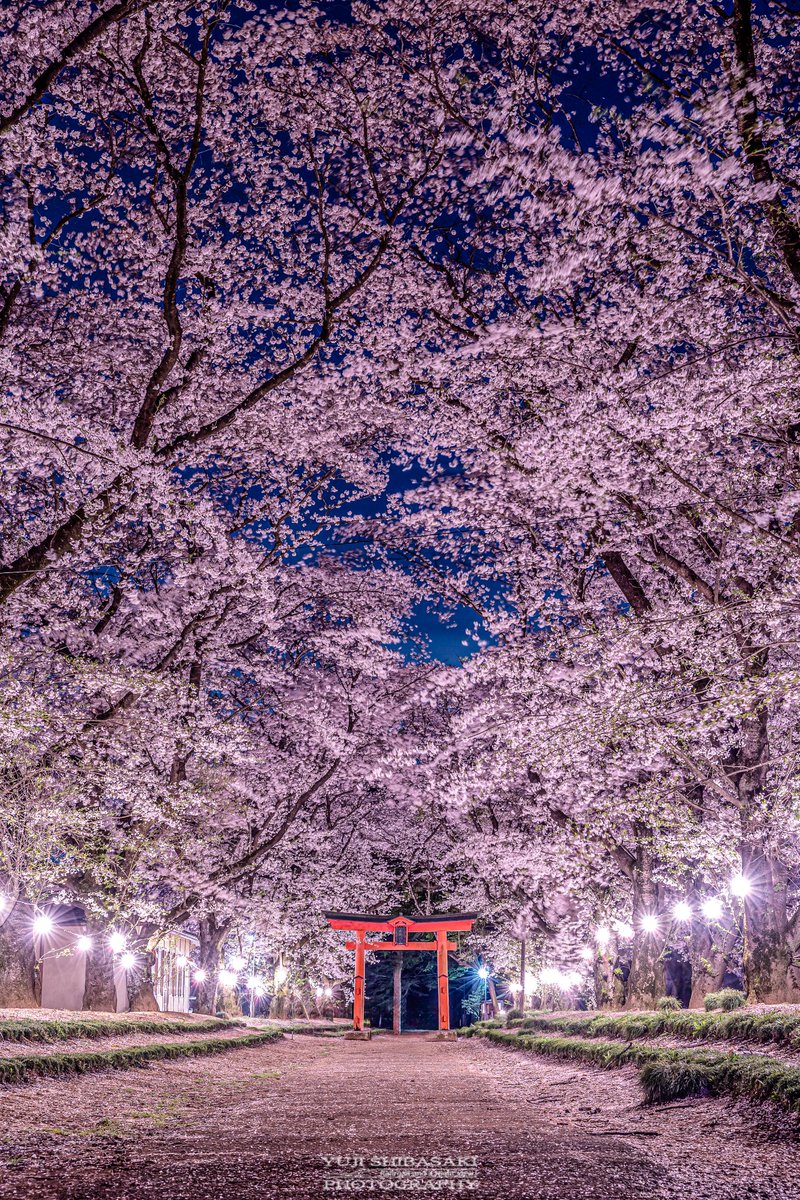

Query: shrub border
[0,1029,282,1085]
[466,1026,800,1114]
[0,1016,244,1045]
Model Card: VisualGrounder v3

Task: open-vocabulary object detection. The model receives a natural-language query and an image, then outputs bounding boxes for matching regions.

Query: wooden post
[353,933,366,1031]
[436,930,450,1031]
[392,956,402,1035]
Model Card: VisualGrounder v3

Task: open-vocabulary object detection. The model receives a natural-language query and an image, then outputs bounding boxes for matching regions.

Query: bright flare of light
[539,967,561,986]
[673,901,693,922]
[176,955,188,968]
[246,975,261,990]
[76,935,92,953]
[229,955,246,971]
[730,873,752,898]
[315,986,324,998]
[563,970,582,987]
[274,964,288,985]
[108,932,126,954]
[120,952,136,970]
[508,982,521,994]
[579,946,594,961]
[193,968,207,983]
[702,897,724,921]
[477,966,489,980]
[324,987,333,998]
[640,914,660,934]
[524,972,537,993]
[254,983,266,996]
[615,921,634,940]
[595,926,611,946]
[218,969,237,987]
[32,914,54,937]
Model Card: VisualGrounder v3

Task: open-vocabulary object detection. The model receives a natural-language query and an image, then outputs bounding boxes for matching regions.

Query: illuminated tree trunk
[595,947,624,1009]
[0,899,38,1007]
[195,917,226,1015]
[732,698,800,1003]
[687,917,736,1009]
[127,947,160,1012]
[740,845,800,1003]
[626,851,666,1008]
[83,930,118,1011]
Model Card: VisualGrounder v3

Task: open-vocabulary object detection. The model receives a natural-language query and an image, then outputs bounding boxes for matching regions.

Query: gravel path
[0,1032,797,1199]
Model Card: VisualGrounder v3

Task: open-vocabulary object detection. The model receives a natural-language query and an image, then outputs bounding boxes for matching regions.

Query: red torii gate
[324,911,477,1038]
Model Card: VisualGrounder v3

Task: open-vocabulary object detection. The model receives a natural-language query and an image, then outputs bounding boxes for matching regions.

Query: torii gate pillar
[324,911,478,1040]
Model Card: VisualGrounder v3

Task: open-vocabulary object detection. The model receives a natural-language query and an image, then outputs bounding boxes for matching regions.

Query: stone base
[344,1029,372,1040]
[434,1030,458,1041]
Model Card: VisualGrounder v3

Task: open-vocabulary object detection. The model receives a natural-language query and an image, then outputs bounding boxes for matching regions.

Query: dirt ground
[0,1031,797,1199]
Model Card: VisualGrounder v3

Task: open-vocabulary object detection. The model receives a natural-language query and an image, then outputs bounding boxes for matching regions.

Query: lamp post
[478,965,489,1016]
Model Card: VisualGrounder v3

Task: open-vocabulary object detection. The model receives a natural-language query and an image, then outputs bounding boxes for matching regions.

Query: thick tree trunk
[83,931,118,1011]
[741,845,800,1003]
[195,917,225,1014]
[127,948,160,1012]
[687,920,735,1009]
[626,854,666,1008]
[218,985,242,1016]
[594,947,625,1009]
[392,957,402,1034]
[730,693,800,1003]
[0,899,38,1007]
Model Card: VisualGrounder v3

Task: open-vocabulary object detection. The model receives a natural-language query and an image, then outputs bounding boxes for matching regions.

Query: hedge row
[0,1029,281,1085]
[506,1009,800,1049]
[471,1027,800,1114]
[0,1015,243,1045]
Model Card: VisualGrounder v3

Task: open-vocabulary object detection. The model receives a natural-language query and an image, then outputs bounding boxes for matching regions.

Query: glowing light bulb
[176,954,188,968]
[640,914,660,934]
[595,926,611,946]
[730,873,752,898]
[324,987,333,998]
[76,935,92,953]
[108,932,126,954]
[539,967,561,986]
[32,914,54,937]
[254,983,266,996]
[508,982,521,993]
[120,952,136,970]
[193,968,207,983]
[702,897,723,921]
[477,966,489,980]
[315,986,324,997]
[229,955,246,971]
[579,946,593,960]
[673,901,692,922]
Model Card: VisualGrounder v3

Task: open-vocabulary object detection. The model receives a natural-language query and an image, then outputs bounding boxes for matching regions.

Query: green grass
[470,1026,800,1115]
[0,1029,282,1085]
[504,1009,800,1049]
[0,1015,243,1044]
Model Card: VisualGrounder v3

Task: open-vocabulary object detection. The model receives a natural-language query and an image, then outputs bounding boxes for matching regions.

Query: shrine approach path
[0,1031,797,1199]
